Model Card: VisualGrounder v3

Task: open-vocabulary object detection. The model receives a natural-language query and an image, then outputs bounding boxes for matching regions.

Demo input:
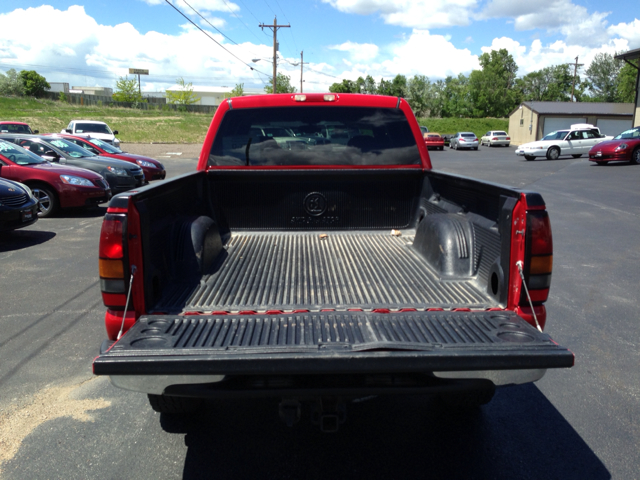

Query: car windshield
[208,106,421,167]
[0,123,33,134]
[542,130,569,141]
[614,127,640,140]
[88,137,122,153]
[0,140,47,165]
[46,138,96,158]
[75,123,112,135]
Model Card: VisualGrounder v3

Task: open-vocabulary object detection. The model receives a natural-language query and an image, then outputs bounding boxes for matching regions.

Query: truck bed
[154,230,491,313]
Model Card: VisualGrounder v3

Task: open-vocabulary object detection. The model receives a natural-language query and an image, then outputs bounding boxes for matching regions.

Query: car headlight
[615,143,628,151]
[136,159,155,168]
[60,175,95,187]
[107,166,129,176]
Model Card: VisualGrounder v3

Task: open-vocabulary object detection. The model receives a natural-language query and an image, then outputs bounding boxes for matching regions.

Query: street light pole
[259,17,290,94]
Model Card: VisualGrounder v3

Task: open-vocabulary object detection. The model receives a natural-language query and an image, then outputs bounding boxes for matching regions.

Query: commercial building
[615,47,640,128]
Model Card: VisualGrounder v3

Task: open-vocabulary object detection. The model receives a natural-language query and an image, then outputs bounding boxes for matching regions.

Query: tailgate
[93,311,573,375]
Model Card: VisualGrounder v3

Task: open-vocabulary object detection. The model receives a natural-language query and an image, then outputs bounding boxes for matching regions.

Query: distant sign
[69,89,83,94]
[129,68,149,75]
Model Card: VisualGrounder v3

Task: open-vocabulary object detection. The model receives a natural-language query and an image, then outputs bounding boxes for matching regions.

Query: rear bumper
[94,311,573,395]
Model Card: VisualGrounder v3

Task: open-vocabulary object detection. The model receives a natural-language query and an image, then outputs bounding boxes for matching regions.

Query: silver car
[449,132,479,150]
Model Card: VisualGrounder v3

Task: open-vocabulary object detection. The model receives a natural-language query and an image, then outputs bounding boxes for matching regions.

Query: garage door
[543,117,587,136]
[596,119,632,137]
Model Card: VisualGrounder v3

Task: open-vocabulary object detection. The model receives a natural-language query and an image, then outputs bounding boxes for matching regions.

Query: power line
[164,0,271,79]
[217,0,267,44]
[235,0,270,37]
[272,0,298,54]
[180,0,239,45]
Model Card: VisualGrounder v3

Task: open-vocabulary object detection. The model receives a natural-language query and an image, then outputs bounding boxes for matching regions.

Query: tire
[453,142,458,150]
[148,394,203,414]
[572,154,582,158]
[473,147,478,150]
[631,147,640,165]
[546,147,560,160]
[524,155,536,161]
[30,185,58,218]
[439,146,443,151]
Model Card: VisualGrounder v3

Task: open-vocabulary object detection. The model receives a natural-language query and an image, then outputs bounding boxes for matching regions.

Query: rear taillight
[99,213,128,309]
[520,210,553,306]
[492,137,498,140]
[506,137,511,140]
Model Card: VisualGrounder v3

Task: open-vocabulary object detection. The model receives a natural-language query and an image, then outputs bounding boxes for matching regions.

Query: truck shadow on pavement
[161,383,609,480]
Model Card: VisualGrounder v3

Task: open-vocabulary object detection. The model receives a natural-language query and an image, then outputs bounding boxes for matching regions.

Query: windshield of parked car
[614,127,640,140]
[46,139,97,158]
[208,106,421,167]
[87,137,122,153]
[542,130,569,141]
[0,140,48,165]
[75,123,112,135]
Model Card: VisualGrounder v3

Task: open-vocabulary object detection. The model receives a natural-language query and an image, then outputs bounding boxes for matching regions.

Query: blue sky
[1,1,638,92]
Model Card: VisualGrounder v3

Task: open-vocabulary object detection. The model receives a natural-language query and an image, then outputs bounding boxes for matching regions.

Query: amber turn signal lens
[530,255,553,275]
[100,258,124,278]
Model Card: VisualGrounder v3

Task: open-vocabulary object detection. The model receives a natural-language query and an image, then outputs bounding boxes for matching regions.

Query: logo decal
[304,192,327,217]
[8,188,15,192]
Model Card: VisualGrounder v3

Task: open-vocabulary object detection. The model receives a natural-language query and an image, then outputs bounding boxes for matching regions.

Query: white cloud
[322,0,479,29]
[480,36,632,76]
[0,6,276,91]
[608,19,640,47]
[329,41,379,62]
[328,29,479,84]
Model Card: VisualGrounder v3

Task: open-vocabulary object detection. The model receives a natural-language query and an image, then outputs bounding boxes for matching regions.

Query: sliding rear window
[208,106,420,167]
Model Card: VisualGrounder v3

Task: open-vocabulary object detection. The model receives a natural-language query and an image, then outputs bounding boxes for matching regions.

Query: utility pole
[571,56,584,102]
[259,17,290,94]
[300,51,309,93]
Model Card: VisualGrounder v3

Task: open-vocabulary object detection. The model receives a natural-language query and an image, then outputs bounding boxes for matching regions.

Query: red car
[588,126,640,165]
[0,121,38,134]
[424,132,445,150]
[0,139,111,217]
[49,134,166,182]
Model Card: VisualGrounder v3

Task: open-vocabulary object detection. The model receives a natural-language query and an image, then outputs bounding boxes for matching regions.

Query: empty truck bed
[154,230,492,313]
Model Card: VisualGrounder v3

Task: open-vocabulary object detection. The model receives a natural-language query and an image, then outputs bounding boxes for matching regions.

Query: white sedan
[515,125,611,161]
[480,130,510,147]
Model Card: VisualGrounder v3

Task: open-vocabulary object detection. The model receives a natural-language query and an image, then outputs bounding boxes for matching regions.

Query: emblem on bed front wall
[304,192,328,216]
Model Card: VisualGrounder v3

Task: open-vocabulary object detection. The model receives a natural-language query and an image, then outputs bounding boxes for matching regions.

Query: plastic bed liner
[93,311,574,376]
[154,231,492,313]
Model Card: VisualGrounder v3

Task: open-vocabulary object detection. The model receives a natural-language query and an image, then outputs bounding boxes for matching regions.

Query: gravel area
[120,143,202,159]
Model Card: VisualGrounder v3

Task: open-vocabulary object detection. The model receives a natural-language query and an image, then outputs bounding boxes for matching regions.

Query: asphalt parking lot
[1,145,638,479]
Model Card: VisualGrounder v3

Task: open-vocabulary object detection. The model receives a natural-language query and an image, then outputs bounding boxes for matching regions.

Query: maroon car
[0,121,38,134]
[588,126,640,165]
[0,139,111,217]
[49,134,166,182]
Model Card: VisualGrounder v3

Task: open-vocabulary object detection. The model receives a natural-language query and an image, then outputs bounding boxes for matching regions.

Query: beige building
[615,47,640,128]
[508,102,634,146]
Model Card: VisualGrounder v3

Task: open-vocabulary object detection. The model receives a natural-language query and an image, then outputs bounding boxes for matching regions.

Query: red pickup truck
[92,94,572,431]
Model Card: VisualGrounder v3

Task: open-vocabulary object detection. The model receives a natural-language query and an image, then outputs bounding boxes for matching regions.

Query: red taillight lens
[99,216,124,259]
[99,214,127,300]
[520,210,553,306]
[506,137,511,140]
[492,137,498,140]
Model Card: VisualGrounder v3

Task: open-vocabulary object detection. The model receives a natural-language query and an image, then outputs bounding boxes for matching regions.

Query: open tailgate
[93,311,573,375]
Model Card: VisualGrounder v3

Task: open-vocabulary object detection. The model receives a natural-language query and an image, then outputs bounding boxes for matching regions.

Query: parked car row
[0,119,166,230]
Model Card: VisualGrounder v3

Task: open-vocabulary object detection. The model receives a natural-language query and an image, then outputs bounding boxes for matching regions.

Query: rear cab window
[208,106,421,167]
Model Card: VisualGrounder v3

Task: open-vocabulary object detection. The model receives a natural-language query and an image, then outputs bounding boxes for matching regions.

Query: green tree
[360,75,377,94]
[441,74,472,118]
[19,70,50,97]
[113,76,143,102]
[0,69,25,96]
[584,53,621,102]
[377,75,407,97]
[616,60,637,103]
[516,65,576,102]
[406,75,431,117]
[329,79,358,93]
[225,83,245,99]
[264,72,296,94]
[166,77,200,105]
[469,48,519,117]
